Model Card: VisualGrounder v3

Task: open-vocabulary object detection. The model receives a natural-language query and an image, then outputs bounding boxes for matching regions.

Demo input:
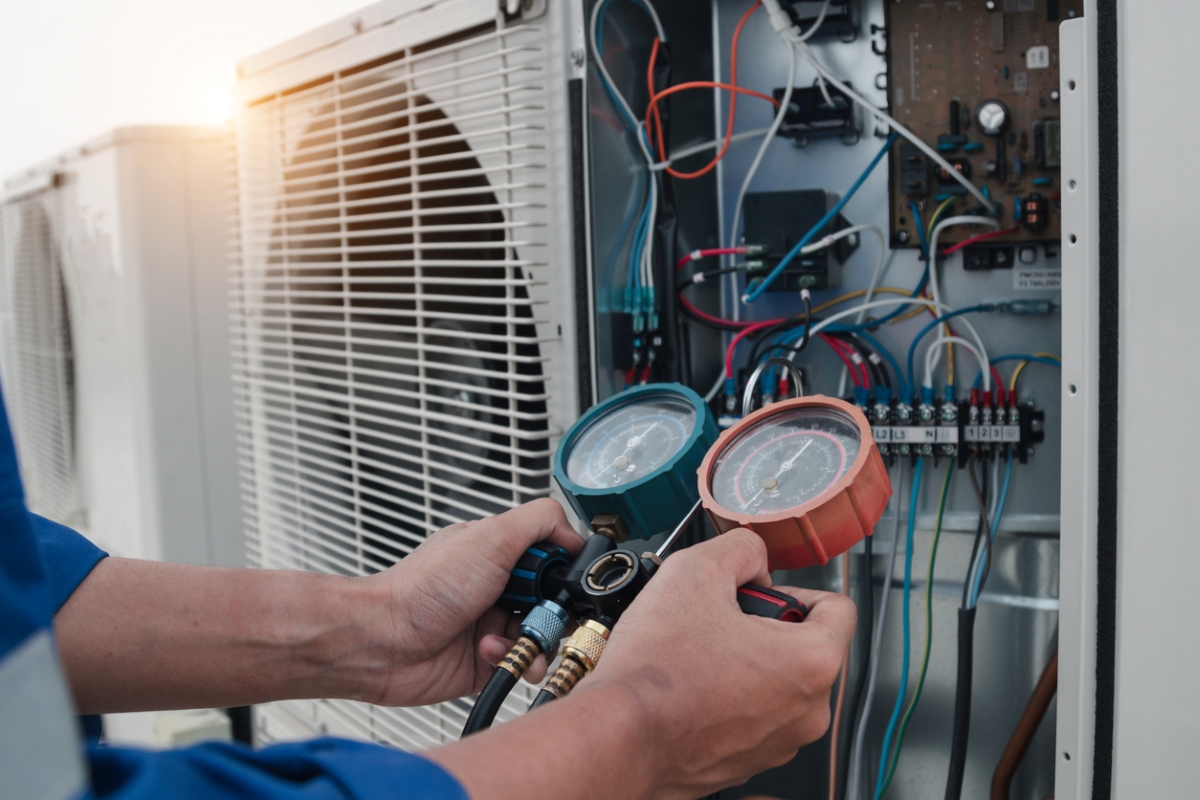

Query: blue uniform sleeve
[87,738,469,800]
[31,514,106,612]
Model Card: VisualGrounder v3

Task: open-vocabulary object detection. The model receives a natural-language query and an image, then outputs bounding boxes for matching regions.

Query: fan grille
[231,20,561,748]
[0,194,82,526]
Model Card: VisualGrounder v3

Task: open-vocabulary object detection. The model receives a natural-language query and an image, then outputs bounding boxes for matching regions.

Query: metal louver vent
[231,18,564,747]
[0,194,82,525]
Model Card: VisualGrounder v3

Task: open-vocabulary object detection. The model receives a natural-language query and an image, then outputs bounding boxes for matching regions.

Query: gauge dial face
[710,407,862,515]
[565,394,697,489]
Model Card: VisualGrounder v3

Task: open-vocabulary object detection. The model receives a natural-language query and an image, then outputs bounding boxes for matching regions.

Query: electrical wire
[647,2,762,179]
[873,457,925,797]
[821,333,864,389]
[725,39,798,322]
[968,451,1013,607]
[847,462,907,800]
[926,197,957,241]
[742,134,898,303]
[923,335,986,391]
[829,551,852,800]
[939,226,1022,257]
[905,306,993,396]
[970,353,1062,390]
[841,528,874,800]
[876,463,954,799]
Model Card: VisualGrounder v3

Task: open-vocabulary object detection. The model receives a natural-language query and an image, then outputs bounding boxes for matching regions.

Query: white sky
[0,0,372,179]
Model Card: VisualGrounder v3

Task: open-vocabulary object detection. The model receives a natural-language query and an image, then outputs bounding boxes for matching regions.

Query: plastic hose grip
[519,601,570,654]
[499,541,571,613]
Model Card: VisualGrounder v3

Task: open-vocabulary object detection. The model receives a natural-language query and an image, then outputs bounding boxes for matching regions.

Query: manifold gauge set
[553,383,893,569]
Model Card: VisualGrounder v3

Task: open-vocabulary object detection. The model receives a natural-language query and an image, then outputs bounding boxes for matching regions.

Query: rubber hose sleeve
[461,667,519,736]
[944,607,978,800]
[529,689,557,711]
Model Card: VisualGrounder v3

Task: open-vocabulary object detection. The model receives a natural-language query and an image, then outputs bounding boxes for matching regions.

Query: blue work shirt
[0,387,468,799]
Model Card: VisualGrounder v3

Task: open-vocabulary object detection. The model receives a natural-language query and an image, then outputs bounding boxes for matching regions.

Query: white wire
[924,215,1000,374]
[816,224,888,397]
[847,461,907,800]
[725,41,797,322]
[796,297,990,390]
[923,335,985,389]
[651,127,774,169]
[758,0,991,211]
[704,367,726,403]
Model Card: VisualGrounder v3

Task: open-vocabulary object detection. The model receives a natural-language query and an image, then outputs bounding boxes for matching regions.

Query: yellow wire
[926,196,957,240]
[1008,352,1062,392]
[809,286,913,315]
[945,323,955,385]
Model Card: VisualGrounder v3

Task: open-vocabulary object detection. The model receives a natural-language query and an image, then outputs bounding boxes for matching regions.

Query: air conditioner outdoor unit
[230,0,586,746]
[0,127,242,567]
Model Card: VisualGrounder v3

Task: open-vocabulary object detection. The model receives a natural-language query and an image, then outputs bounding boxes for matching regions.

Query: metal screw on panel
[940,404,957,423]
[897,230,910,244]
[1031,418,1042,432]
[571,48,586,66]
[1027,447,1035,457]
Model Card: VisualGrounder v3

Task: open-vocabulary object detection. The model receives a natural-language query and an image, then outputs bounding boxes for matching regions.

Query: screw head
[897,230,911,244]
[570,48,585,66]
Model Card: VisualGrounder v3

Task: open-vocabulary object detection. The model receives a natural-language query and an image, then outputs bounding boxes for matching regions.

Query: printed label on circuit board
[1013,268,1062,290]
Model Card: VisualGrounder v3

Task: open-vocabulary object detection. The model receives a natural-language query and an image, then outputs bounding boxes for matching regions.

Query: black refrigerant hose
[944,606,978,800]
[528,689,556,711]
[462,667,519,737]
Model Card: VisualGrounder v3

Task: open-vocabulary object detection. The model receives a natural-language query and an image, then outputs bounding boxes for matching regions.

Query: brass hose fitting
[543,620,611,699]
[498,636,540,679]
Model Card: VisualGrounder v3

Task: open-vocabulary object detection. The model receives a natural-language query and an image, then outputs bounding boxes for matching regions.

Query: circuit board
[885,0,1080,250]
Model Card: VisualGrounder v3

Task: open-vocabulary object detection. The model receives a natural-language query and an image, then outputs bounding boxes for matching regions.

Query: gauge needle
[739,440,813,510]
[595,422,662,477]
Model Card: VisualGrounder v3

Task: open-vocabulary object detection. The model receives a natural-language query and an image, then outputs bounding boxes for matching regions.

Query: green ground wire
[877,463,955,798]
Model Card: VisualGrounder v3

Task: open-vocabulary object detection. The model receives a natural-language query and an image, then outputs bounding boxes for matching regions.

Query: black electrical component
[938,157,972,192]
[785,0,858,40]
[995,137,1008,182]
[742,190,858,292]
[1034,120,1061,169]
[949,99,961,135]
[899,144,930,196]
[772,84,858,144]
[962,243,1016,271]
[1021,193,1050,232]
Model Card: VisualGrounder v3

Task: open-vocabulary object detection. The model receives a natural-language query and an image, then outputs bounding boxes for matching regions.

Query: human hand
[576,528,856,798]
[364,498,582,707]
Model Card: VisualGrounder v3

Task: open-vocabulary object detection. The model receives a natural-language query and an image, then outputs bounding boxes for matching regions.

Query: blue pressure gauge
[553,383,719,540]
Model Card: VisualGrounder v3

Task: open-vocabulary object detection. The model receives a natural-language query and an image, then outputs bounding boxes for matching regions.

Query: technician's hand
[581,529,856,798]
[364,498,582,708]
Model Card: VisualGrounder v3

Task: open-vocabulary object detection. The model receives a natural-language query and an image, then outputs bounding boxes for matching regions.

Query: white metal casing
[230,0,585,747]
[0,126,242,567]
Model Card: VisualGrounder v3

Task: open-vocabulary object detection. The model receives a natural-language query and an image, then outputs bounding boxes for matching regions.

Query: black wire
[964,452,994,608]
[676,267,742,292]
[462,667,519,736]
[835,332,888,390]
[944,606,978,800]
[839,532,873,800]
[677,298,746,331]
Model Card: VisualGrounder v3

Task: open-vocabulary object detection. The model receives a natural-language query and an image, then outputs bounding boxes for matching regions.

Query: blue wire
[904,305,993,395]
[743,133,899,303]
[968,451,1013,607]
[875,456,925,797]
[854,329,906,398]
[971,354,1063,388]
[909,200,931,259]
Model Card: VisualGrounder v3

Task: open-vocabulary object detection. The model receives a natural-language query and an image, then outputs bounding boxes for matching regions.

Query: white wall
[1112,0,1200,795]
[0,0,371,179]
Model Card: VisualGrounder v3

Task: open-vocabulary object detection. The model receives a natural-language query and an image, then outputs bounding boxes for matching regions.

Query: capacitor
[976,99,1010,136]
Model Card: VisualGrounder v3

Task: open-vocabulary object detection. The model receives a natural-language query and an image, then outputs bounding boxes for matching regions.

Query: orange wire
[829,553,851,800]
[648,1,762,180]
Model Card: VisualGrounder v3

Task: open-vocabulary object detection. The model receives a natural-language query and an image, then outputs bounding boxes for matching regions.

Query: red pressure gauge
[697,396,892,570]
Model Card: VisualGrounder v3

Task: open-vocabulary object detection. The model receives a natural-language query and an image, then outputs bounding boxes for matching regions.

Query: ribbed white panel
[0,192,83,525]
[231,10,574,749]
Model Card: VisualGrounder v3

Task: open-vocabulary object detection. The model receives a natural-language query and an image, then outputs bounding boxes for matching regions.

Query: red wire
[819,334,862,388]
[679,295,757,329]
[646,82,779,150]
[675,247,748,272]
[648,2,762,180]
[990,365,1003,390]
[725,319,785,378]
[939,226,1021,256]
